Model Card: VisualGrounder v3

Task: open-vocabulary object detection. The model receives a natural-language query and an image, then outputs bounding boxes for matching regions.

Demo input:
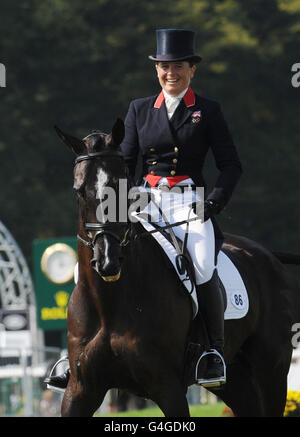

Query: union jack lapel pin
[191,110,202,123]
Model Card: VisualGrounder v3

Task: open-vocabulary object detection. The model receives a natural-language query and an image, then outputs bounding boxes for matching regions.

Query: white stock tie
[163,88,188,120]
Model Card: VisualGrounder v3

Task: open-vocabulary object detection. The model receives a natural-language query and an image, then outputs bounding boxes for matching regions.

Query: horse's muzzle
[90,237,122,282]
[101,271,121,282]
[90,257,121,281]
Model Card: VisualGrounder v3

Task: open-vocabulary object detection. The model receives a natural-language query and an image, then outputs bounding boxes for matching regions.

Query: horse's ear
[54,125,85,155]
[110,118,125,147]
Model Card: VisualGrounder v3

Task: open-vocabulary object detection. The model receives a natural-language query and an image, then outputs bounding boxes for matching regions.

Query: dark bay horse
[55,119,300,417]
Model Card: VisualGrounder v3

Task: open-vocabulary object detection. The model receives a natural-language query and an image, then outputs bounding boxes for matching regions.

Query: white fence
[0,346,65,416]
[0,347,217,416]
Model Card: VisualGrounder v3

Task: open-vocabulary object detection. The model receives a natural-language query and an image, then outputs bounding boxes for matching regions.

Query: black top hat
[149,29,202,63]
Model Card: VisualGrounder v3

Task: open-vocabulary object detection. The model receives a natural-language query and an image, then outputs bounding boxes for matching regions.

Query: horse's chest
[110,332,138,358]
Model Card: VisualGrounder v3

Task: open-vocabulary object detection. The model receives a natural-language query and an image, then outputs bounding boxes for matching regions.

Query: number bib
[230,292,246,310]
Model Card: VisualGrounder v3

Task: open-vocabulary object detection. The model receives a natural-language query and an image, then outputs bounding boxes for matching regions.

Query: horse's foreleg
[152,376,190,417]
[61,381,107,417]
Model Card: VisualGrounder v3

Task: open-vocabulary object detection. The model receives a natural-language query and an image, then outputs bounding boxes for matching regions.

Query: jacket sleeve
[120,101,140,179]
[206,102,242,210]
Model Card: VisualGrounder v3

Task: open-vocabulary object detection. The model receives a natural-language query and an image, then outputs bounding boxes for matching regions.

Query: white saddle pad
[136,219,249,320]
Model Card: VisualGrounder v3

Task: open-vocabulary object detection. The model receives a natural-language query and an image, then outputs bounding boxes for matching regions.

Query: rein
[75,147,197,292]
[75,149,201,267]
[77,215,201,249]
[135,198,197,294]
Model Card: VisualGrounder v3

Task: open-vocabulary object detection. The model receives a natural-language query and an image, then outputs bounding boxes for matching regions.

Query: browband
[75,150,124,164]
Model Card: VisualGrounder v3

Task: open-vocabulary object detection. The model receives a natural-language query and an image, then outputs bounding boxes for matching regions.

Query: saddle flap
[134,214,249,321]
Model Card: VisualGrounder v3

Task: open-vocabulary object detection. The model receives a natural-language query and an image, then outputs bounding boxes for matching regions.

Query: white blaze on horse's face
[95,167,109,200]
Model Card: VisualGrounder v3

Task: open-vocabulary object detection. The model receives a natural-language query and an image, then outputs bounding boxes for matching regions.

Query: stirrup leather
[46,355,69,394]
[195,349,226,388]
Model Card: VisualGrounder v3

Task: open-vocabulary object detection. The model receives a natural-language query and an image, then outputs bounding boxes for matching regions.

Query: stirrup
[46,355,69,394]
[195,349,226,388]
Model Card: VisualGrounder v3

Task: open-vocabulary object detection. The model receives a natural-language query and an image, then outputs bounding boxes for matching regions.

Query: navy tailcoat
[120,87,242,211]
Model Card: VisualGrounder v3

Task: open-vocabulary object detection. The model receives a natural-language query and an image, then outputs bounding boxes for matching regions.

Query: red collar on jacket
[154,86,195,109]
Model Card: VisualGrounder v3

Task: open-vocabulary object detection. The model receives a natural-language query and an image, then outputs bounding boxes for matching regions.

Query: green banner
[32,237,77,330]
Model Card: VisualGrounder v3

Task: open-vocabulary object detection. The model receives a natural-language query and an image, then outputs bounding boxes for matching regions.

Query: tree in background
[0,0,299,271]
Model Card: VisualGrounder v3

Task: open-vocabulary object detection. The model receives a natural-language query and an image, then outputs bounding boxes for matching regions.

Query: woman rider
[45,28,242,391]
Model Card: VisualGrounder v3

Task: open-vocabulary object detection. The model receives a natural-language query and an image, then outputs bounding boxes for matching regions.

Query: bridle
[74,147,197,292]
[75,150,123,164]
[75,149,132,250]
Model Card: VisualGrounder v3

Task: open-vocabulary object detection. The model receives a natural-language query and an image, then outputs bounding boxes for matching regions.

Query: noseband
[75,150,131,250]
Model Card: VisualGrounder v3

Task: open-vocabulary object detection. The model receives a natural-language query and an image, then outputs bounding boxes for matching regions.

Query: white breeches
[137,179,216,285]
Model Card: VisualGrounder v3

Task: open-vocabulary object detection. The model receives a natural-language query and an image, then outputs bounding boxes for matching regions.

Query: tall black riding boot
[44,368,70,392]
[44,356,70,392]
[195,268,226,388]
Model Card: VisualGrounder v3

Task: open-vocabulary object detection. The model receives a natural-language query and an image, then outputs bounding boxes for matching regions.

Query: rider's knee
[196,261,215,285]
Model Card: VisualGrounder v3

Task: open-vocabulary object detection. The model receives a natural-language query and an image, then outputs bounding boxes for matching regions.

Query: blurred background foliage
[0,0,299,272]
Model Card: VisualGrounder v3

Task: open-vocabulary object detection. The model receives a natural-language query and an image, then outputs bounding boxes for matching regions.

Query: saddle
[134,212,249,321]
[138,214,197,291]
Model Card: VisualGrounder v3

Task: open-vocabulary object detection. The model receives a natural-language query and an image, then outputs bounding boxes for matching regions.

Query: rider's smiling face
[155,61,196,96]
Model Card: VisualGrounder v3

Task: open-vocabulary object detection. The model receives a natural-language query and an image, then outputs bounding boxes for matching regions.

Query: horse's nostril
[103,259,120,276]
[91,255,121,279]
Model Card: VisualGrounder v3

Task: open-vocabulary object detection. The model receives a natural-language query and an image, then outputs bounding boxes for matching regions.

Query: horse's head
[55,119,129,282]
